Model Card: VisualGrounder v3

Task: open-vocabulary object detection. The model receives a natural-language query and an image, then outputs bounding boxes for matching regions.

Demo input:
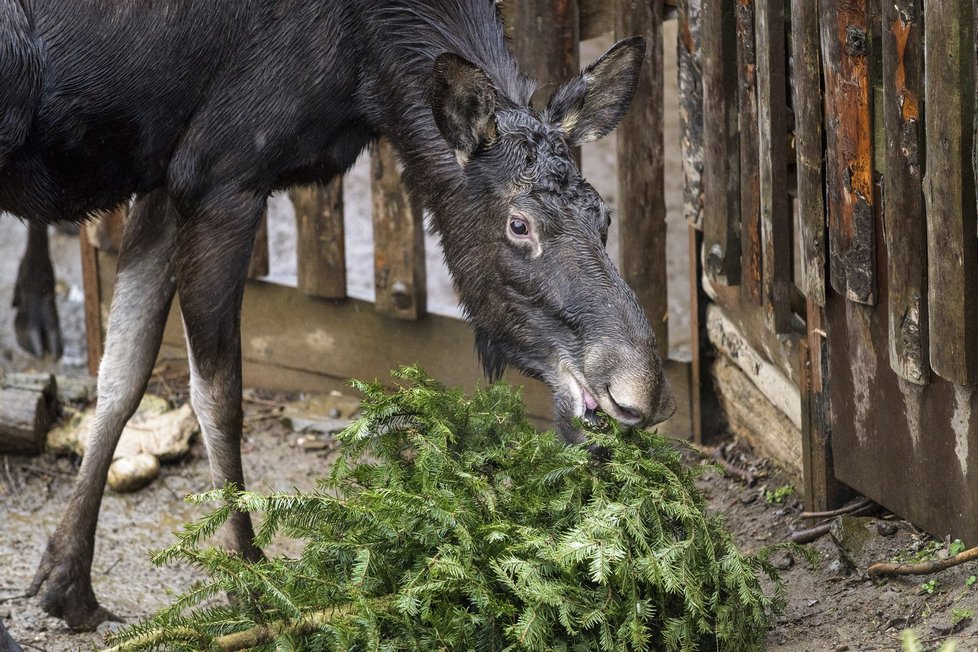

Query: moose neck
[359,0,534,227]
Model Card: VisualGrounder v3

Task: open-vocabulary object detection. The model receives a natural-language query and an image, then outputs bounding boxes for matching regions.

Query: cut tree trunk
[0,372,58,455]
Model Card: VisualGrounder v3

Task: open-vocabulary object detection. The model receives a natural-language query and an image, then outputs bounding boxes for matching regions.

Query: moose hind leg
[176,194,264,562]
[28,192,178,630]
[13,223,62,359]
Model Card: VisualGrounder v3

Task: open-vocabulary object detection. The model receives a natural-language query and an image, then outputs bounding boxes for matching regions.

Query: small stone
[774,552,795,570]
[107,454,160,492]
[740,492,757,505]
[876,522,898,537]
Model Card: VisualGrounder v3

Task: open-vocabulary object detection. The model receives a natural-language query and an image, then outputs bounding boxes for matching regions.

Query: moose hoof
[28,551,119,630]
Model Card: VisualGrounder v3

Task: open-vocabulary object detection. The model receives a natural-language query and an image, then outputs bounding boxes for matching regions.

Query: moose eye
[509,218,529,237]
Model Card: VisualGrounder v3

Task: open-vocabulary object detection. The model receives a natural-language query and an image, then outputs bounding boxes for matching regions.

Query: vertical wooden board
[922,0,978,384]
[882,0,928,384]
[755,0,791,332]
[247,211,269,279]
[89,205,126,253]
[502,0,580,110]
[371,140,427,321]
[736,0,762,305]
[677,0,705,230]
[700,0,742,286]
[819,0,877,305]
[79,224,103,376]
[292,180,347,299]
[616,0,668,357]
[790,0,827,308]
[579,0,612,40]
[801,299,848,510]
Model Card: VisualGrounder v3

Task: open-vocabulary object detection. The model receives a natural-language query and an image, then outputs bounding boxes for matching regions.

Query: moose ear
[544,36,646,145]
[430,53,498,163]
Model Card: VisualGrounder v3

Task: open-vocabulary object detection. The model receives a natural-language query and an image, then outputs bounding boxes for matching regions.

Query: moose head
[427,37,676,442]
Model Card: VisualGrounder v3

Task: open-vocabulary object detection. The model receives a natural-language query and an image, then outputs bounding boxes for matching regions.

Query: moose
[1,0,675,630]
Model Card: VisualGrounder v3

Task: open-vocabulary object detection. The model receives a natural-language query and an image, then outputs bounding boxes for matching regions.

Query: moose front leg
[28,192,178,629]
[13,222,61,359]
[176,195,265,563]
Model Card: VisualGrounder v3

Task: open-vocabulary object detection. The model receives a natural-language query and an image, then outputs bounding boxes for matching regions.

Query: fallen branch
[788,503,878,544]
[867,546,978,578]
[101,604,360,652]
[800,497,874,520]
[790,522,832,544]
[686,442,757,486]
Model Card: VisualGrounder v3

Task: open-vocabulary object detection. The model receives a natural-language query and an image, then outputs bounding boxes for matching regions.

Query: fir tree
[107,367,786,652]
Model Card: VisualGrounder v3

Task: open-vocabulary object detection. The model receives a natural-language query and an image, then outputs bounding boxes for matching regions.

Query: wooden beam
[819,0,877,305]
[616,0,669,356]
[791,0,827,308]
[247,211,269,279]
[292,180,347,299]
[677,0,705,230]
[735,0,761,305]
[370,140,427,320]
[922,0,978,384]
[755,0,791,332]
[882,0,928,384]
[502,0,580,111]
[700,0,741,286]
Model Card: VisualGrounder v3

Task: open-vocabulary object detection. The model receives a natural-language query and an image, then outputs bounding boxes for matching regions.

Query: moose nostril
[607,388,643,423]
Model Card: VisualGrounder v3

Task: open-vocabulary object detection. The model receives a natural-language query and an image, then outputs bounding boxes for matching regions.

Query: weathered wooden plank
[700,0,741,286]
[89,206,126,253]
[736,0,761,305]
[790,0,827,308]
[819,0,876,305]
[580,0,611,40]
[922,0,978,384]
[755,0,791,332]
[370,140,427,320]
[689,227,723,444]
[247,211,269,279]
[291,181,347,299]
[616,0,668,356]
[502,0,579,111]
[881,0,928,384]
[677,0,705,230]
[801,300,848,510]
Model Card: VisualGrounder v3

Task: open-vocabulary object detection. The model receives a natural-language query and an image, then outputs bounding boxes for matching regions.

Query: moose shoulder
[0,0,674,629]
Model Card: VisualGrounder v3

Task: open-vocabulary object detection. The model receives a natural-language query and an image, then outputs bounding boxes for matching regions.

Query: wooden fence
[684,0,978,539]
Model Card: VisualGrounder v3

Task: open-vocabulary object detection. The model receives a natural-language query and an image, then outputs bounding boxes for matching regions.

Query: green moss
[110,367,785,651]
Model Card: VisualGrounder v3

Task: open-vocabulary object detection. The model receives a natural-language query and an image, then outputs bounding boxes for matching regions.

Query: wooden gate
[80,1,693,436]
[683,0,978,539]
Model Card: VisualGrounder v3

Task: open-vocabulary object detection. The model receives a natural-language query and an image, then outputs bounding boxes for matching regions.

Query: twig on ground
[788,503,878,544]
[867,545,978,578]
[800,497,874,519]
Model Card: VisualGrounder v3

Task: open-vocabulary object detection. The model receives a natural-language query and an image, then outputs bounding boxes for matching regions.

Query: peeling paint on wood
[882,0,929,385]
[677,0,705,230]
[952,385,974,480]
[819,0,877,305]
[897,379,923,454]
